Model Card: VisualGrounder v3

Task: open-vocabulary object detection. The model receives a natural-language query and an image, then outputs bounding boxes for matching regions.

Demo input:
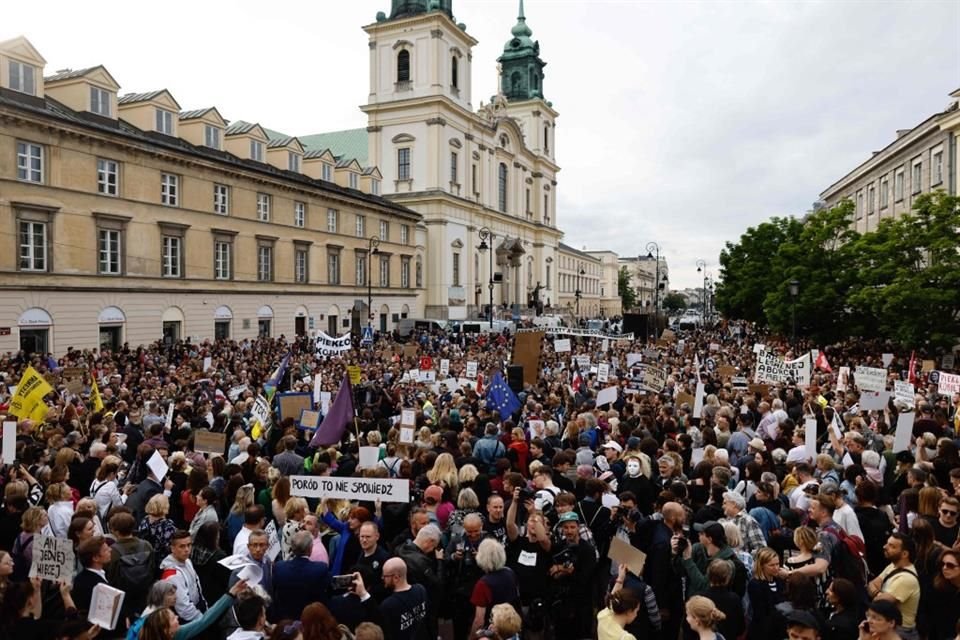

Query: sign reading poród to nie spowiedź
[289,476,410,503]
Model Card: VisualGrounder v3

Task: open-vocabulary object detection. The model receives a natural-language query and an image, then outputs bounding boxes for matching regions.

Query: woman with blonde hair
[784,526,828,604]
[747,548,786,640]
[816,454,841,487]
[138,494,177,571]
[685,595,727,640]
[597,566,643,640]
[90,455,124,523]
[426,453,459,494]
[44,482,74,538]
[281,497,309,561]
[415,426,433,451]
[226,483,255,549]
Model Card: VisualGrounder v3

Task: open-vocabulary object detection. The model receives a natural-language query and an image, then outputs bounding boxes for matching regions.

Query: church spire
[498,0,546,102]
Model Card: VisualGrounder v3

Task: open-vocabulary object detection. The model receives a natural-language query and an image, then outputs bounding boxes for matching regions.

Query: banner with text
[290,475,409,503]
[754,351,811,386]
[315,332,352,357]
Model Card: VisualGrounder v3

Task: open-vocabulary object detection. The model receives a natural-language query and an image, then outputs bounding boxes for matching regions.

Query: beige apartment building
[820,91,958,232]
[585,250,622,318]
[557,243,602,318]
[617,254,670,312]
[0,36,425,354]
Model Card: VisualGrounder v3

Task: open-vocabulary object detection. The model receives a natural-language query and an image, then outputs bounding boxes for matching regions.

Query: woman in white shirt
[45,483,74,538]
[89,456,125,523]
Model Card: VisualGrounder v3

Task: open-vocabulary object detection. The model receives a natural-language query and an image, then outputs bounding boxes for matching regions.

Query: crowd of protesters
[0,318,959,640]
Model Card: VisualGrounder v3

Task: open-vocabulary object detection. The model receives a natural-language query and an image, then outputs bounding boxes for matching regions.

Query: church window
[498,163,508,213]
[451,56,459,89]
[511,71,522,94]
[397,50,410,83]
[398,147,411,181]
[544,126,549,153]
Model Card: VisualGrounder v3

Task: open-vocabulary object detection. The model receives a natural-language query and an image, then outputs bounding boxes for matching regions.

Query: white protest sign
[837,367,850,392]
[804,418,818,461]
[264,520,281,561]
[228,385,248,402]
[290,476,410,503]
[596,386,618,407]
[250,394,271,426]
[755,351,810,386]
[147,450,169,480]
[859,391,890,412]
[893,411,915,453]
[421,370,436,382]
[894,381,915,408]
[407,369,420,382]
[320,391,331,415]
[203,356,213,372]
[401,409,416,426]
[165,403,174,431]
[440,359,450,377]
[601,338,609,352]
[313,373,322,405]
[626,353,643,367]
[855,366,887,393]
[237,562,263,586]
[466,361,478,379]
[753,343,765,354]
[315,331,352,357]
[30,535,74,583]
[881,353,894,368]
[2,421,16,465]
[575,355,591,369]
[691,447,705,467]
[597,363,610,384]
[554,339,571,353]
[693,382,706,417]
[218,554,250,571]
[938,372,960,396]
[359,446,379,469]
[88,583,125,630]
[399,426,415,444]
[709,343,720,352]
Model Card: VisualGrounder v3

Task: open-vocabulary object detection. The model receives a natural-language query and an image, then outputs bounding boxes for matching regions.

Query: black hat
[786,610,821,632]
[693,520,726,545]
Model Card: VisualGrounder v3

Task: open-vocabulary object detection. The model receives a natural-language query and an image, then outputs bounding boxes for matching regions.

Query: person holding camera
[548,511,597,640]
[506,490,552,635]
[673,521,746,598]
[352,558,430,640]
[445,513,489,640]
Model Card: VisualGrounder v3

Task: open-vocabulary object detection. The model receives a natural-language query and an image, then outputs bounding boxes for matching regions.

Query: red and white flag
[815,351,832,373]
[908,351,917,385]
[476,372,484,396]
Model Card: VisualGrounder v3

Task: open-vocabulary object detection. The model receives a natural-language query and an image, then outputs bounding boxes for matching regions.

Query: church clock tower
[498,0,545,102]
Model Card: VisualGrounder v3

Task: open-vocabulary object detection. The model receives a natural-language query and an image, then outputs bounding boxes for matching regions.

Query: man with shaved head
[645,501,686,640]
[355,556,429,640]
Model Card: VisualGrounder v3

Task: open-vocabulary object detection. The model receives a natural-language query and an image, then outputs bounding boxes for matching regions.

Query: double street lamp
[646,242,661,341]
[575,266,585,319]
[477,227,495,329]
[696,259,707,324]
[788,279,800,340]
[367,235,381,331]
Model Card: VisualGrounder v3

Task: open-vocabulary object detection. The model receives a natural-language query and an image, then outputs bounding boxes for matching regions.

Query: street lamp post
[646,242,661,341]
[696,259,707,325]
[477,227,495,330]
[575,266,584,320]
[367,235,380,331]
[788,279,800,341]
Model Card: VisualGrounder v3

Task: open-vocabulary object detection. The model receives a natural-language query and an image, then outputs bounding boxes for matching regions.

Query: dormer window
[372,179,381,195]
[90,86,111,116]
[250,140,264,162]
[288,152,301,172]
[155,108,174,135]
[349,172,359,189]
[204,125,220,149]
[322,163,332,182]
[8,60,36,95]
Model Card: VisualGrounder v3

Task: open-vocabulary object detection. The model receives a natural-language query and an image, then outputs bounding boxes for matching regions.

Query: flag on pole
[8,365,54,419]
[815,351,832,373]
[485,371,521,417]
[90,377,104,413]
[310,375,355,447]
[264,352,291,402]
[476,372,484,396]
[908,351,917,385]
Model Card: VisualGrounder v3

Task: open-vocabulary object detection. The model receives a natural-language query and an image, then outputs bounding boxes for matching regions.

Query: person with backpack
[797,493,868,603]
[866,533,921,640]
[853,481,893,579]
[673,521,748,599]
[89,456,125,526]
[11,506,47,582]
[107,511,155,620]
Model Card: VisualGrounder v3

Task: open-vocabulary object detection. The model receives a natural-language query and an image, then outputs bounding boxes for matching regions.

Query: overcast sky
[7,0,959,288]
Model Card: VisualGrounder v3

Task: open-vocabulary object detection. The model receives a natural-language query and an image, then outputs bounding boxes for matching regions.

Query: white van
[396,318,448,337]
[532,315,563,329]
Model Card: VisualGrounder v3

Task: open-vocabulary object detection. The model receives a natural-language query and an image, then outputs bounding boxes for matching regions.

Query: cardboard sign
[30,535,74,584]
[62,366,86,380]
[597,363,610,384]
[513,331,543,386]
[881,353,894,368]
[194,430,226,455]
[88,583,125,630]
[299,410,321,430]
[401,409,416,427]
[347,366,362,385]
[554,339,571,353]
[922,359,936,373]
[278,393,313,422]
[290,475,410,503]
[596,386,618,407]
[403,345,419,362]
[608,535,647,575]
[748,383,770,396]
[466,361,478,379]
[676,392,695,408]
[359,446,380,469]
[660,329,677,343]
[855,366,887,393]
[718,365,737,379]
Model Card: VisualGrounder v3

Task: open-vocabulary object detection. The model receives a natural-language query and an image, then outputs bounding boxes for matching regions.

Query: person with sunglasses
[934,496,960,547]
[925,549,960,640]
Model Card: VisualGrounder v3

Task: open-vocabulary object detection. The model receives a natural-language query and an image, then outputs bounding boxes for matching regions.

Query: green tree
[618,266,637,311]
[715,217,803,325]
[662,292,687,312]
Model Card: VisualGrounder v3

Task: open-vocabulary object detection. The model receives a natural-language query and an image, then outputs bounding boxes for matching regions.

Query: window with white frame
[349,172,359,189]
[912,159,922,194]
[214,184,229,215]
[155,109,174,135]
[372,179,380,195]
[294,201,306,228]
[895,167,905,201]
[452,252,460,286]
[204,125,221,149]
[401,257,410,288]
[327,208,338,233]
[356,253,367,286]
[880,177,889,208]
[8,60,36,95]
[322,163,333,182]
[328,250,340,285]
[379,255,390,287]
[89,86,111,116]
[97,159,119,196]
[214,240,232,280]
[257,193,271,221]
[867,184,875,214]
[450,151,458,184]
[98,229,122,275]
[162,236,182,277]
[397,148,411,181]
[856,191,863,219]
[356,215,365,238]
[250,140,264,162]
[257,245,273,281]
[295,247,308,283]
[400,224,409,245]
[19,220,47,271]
[16,141,43,183]
[932,148,943,185]
[379,221,389,242]
[161,173,178,206]
[289,152,300,173]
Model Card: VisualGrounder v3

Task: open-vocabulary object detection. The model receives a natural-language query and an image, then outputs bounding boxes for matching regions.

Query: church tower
[498,0,545,102]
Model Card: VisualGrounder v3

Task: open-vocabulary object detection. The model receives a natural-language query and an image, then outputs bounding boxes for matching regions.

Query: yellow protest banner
[90,377,105,413]
[347,366,362,385]
[9,366,54,419]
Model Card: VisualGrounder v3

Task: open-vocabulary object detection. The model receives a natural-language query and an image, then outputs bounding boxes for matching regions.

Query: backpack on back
[822,523,868,587]
[115,545,154,592]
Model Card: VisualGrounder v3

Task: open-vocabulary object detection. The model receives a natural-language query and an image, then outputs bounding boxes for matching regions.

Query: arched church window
[397,50,410,83]
[511,71,522,94]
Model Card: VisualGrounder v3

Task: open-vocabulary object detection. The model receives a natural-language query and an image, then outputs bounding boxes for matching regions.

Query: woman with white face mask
[617,455,656,516]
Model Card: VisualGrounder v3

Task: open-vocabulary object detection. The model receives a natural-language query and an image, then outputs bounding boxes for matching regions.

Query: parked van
[396,318,448,337]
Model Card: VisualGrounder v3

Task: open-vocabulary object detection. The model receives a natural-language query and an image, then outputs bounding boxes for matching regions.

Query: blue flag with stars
[485,371,521,417]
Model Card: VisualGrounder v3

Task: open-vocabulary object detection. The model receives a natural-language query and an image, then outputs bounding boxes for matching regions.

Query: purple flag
[309,374,354,447]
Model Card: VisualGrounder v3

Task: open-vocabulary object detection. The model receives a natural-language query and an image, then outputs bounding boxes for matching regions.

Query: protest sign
[676,391,695,408]
[705,357,717,373]
[718,365,737,379]
[554,339,571,353]
[628,364,667,393]
[439,359,450,377]
[421,370,436,382]
[753,343,765,354]
[943,353,956,371]
[575,355,591,370]
[597,363,610,384]
[30,535,74,583]
[402,345,419,362]
[755,351,810,386]
[401,409,416,426]
[406,369,420,382]
[2,421,16,465]
[346,366,362,385]
[709,343,720,352]
[319,392,331,415]
[855,366,887,393]
[237,563,263,586]
[399,426,415,444]
[88,583,125,630]
[643,348,660,361]
[626,353,643,367]
[147,451,169,480]
[837,367,850,392]
[894,381,915,409]
[264,521,281,562]
[419,356,433,371]
[922,359,936,373]
[804,418,817,461]
[228,385,249,402]
[278,393,312,422]
[693,382,706,417]
[194,431,226,455]
[290,476,410,503]
[661,329,677,343]
[596,386,618,407]
[203,356,213,372]
[601,338,609,352]
[299,410,320,430]
[747,383,770,397]
[312,373,322,405]
[359,446,379,469]
[859,391,890,412]
[731,376,748,389]
[513,330,543,386]
[938,372,960,396]
[315,331,352,357]
[893,411,915,453]
[466,361,478,379]
[608,536,647,575]
[881,353,894,368]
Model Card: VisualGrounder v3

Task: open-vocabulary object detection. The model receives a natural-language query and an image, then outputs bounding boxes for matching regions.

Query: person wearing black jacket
[645,501,686,640]
[444,514,488,640]
[548,512,597,640]
[853,481,892,578]
[72,536,111,614]
[396,524,445,640]
[354,558,430,640]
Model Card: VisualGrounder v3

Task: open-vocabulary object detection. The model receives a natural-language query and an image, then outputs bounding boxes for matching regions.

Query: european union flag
[485,371,521,417]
